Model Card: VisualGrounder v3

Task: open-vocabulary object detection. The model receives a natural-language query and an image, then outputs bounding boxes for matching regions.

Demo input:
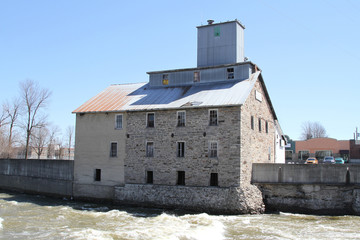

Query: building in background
[294,138,349,162]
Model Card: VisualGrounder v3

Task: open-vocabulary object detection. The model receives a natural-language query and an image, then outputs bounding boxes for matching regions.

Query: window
[251,116,254,130]
[177,171,185,185]
[266,121,269,133]
[258,118,262,132]
[298,150,309,161]
[146,171,153,184]
[110,142,117,157]
[210,173,218,186]
[146,142,154,157]
[227,68,234,79]
[162,74,169,85]
[115,114,123,129]
[147,113,155,128]
[177,111,186,127]
[214,26,220,37]
[194,72,200,82]
[177,142,185,157]
[209,109,218,126]
[209,141,218,158]
[315,150,332,161]
[95,169,101,181]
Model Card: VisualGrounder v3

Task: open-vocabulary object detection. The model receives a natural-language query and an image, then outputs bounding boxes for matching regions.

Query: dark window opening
[177,111,185,127]
[227,68,234,79]
[209,110,218,126]
[210,173,218,186]
[146,171,153,184]
[110,142,117,157]
[177,142,185,157]
[258,118,262,132]
[251,116,254,130]
[177,171,185,185]
[194,72,200,82]
[266,121,269,133]
[147,113,155,128]
[95,169,101,181]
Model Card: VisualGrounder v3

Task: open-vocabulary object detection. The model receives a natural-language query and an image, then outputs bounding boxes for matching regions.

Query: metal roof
[73,71,261,113]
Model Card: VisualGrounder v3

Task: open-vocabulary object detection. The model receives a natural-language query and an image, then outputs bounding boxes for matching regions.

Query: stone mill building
[73,19,286,214]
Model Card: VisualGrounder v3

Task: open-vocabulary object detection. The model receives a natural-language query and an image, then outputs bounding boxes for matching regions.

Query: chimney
[207,20,214,25]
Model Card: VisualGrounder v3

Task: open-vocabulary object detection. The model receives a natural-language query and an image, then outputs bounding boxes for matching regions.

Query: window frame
[177,111,186,127]
[162,74,169,85]
[177,141,185,158]
[146,141,154,157]
[210,173,218,186]
[110,142,118,157]
[258,118,262,132]
[209,109,218,126]
[177,171,185,185]
[146,112,155,128]
[209,141,218,158]
[94,169,101,181]
[265,121,269,133]
[146,171,153,184]
[193,71,200,83]
[227,68,234,79]
[115,114,123,129]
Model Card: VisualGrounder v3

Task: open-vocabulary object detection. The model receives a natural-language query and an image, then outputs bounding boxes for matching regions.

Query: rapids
[0,191,359,240]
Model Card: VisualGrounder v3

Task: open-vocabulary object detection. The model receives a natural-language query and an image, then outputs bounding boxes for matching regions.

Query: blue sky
[1,0,359,140]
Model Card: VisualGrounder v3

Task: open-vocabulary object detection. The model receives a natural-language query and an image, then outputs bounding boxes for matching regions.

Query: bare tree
[0,104,9,128]
[31,126,49,159]
[66,125,74,160]
[0,104,9,157]
[3,98,22,158]
[20,79,52,160]
[301,121,327,140]
[47,125,59,159]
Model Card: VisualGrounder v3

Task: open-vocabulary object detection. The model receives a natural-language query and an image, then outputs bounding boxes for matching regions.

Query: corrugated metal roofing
[72,71,260,113]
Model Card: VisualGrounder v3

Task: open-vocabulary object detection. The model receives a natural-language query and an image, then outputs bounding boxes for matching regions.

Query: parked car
[323,156,335,164]
[305,157,318,164]
[335,157,345,164]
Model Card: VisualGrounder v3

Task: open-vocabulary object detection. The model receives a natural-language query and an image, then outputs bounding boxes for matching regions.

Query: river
[0,191,359,240]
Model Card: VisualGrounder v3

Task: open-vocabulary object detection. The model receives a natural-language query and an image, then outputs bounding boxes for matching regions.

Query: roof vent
[207,20,214,25]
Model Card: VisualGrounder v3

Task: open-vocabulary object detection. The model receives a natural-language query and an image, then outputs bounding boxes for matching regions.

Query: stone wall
[126,106,242,187]
[252,163,360,215]
[259,184,360,215]
[240,79,276,186]
[114,184,264,214]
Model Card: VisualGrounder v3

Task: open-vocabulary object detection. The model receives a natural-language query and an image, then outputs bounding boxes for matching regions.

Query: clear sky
[1,0,359,141]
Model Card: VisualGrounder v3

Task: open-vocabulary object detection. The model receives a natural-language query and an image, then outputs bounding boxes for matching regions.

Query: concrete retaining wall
[0,159,73,197]
[252,163,360,184]
[252,163,360,215]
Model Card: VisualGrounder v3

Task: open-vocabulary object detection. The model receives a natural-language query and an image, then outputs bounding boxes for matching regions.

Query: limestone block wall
[114,184,265,214]
[240,79,276,186]
[125,106,241,187]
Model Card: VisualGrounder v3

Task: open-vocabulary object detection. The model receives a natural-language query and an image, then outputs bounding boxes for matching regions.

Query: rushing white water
[0,191,360,240]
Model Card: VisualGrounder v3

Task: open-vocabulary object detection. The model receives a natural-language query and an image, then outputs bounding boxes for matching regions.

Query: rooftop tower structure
[197,20,245,67]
